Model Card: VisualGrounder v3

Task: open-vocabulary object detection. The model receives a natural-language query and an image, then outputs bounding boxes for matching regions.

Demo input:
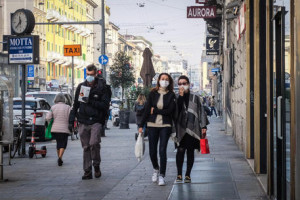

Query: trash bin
[119,110,130,129]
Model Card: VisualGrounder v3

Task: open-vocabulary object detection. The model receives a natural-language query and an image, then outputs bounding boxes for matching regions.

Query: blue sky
[106,0,206,67]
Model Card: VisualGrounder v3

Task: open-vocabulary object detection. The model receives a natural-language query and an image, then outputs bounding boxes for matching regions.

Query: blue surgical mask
[86,76,95,83]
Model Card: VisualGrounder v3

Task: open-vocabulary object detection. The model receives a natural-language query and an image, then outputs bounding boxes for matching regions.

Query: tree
[110,51,135,104]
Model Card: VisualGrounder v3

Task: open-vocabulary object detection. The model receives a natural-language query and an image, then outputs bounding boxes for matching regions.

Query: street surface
[0,118,267,200]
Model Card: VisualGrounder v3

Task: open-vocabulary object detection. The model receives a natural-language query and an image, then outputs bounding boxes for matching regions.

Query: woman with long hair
[135,94,147,133]
[138,73,176,186]
[175,75,208,183]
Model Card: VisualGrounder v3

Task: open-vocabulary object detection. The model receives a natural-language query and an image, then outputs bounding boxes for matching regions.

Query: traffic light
[97,70,102,75]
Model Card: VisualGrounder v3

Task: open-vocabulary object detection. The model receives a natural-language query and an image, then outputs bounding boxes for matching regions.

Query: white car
[26,91,72,106]
[13,97,51,141]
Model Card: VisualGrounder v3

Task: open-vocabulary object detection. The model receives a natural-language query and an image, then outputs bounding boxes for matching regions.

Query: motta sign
[187,6,216,18]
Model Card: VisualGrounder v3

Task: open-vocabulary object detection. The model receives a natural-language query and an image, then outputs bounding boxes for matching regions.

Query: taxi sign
[64,44,82,56]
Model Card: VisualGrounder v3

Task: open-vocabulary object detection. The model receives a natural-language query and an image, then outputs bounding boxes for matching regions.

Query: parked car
[26,91,72,106]
[13,97,51,141]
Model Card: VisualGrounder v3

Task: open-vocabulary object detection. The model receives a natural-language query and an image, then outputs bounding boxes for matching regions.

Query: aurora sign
[187,6,216,18]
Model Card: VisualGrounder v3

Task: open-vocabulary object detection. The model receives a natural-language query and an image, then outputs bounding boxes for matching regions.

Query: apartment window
[83,53,86,61]
[55,45,57,52]
[47,42,50,51]
[47,2,49,9]
[51,43,53,51]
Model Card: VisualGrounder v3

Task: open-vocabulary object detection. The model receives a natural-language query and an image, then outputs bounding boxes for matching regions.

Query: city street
[0,118,267,200]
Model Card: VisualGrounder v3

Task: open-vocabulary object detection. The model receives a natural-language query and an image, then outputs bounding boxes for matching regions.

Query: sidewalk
[0,119,267,200]
[168,117,268,200]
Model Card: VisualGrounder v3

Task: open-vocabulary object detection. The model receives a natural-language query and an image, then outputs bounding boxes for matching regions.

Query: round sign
[99,55,109,65]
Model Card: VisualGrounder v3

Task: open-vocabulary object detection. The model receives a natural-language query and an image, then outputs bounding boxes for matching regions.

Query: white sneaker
[158,176,166,186]
[152,170,159,182]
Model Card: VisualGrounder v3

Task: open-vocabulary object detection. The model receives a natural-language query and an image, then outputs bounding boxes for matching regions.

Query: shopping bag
[135,132,145,162]
[200,138,210,154]
[45,119,53,140]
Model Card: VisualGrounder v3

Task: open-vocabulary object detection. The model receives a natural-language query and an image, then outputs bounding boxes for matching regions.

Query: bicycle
[10,118,31,158]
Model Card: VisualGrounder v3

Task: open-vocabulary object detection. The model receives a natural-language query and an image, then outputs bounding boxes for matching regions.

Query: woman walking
[138,73,176,186]
[135,94,147,137]
[46,93,71,166]
[175,75,208,183]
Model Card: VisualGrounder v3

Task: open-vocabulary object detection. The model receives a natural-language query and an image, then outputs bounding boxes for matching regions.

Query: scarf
[175,93,208,145]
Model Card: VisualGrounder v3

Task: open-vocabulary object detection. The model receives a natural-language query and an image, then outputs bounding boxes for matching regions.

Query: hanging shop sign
[206,36,219,55]
[195,0,207,4]
[187,6,216,18]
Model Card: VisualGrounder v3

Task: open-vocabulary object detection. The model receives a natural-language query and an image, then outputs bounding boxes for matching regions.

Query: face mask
[183,85,189,90]
[86,76,95,83]
[159,80,169,88]
[179,85,189,91]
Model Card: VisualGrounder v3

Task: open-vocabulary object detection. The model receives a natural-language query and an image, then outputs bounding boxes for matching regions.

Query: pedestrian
[69,64,110,180]
[210,96,218,117]
[175,75,208,183]
[134,94,146,133]
[138,72,176,186]
[46,93,71,166]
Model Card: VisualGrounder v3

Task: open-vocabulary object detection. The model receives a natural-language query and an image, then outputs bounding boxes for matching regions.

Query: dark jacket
[138,90,176,128]
[69,78,110,125]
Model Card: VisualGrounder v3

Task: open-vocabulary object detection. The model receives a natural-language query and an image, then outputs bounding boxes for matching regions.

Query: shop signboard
[196,0,207,4]
[187,6,216,18]
[206,36,219,55]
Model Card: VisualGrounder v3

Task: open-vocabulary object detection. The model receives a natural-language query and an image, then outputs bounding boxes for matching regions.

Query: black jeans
[176,147,195,177]
[148,127,171,177]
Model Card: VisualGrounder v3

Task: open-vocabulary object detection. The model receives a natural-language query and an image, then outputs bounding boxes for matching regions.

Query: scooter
[111,104,120,127]
[28,107,47,158]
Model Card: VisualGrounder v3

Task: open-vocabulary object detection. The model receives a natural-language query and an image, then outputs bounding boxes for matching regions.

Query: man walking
[69,64,110,180]
[210,96,218,117]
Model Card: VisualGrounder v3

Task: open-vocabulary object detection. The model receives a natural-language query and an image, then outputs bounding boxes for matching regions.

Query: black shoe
[176,175,182,182]
[184,176,191,183]
[94,166,101,178]
[58,158,63,166]
[82,171,93,180]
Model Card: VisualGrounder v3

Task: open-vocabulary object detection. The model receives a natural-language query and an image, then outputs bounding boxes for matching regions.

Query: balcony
[46,9,60,22]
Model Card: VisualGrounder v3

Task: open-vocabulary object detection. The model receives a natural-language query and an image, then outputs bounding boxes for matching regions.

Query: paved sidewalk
[0,119,267,200]
[168,117,268,200]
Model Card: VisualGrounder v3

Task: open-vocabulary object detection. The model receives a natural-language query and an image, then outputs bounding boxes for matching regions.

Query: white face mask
[183,85,189,90]
[179,85,189,91]
[159,80,169,88]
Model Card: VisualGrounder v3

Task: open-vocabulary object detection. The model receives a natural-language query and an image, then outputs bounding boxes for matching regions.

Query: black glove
[68,124,73,132]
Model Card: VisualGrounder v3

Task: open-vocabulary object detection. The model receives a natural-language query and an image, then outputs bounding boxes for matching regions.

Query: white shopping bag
[135,132,145,162]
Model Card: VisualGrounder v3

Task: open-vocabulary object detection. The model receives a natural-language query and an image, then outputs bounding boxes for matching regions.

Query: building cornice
[86,0,98,8]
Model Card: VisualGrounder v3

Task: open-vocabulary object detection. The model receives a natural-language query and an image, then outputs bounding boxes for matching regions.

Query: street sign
[211,68,220,72]
[99,55,109,65]
[8,35,39,64]
[187,6,216,18]
[64,44,82,56]
[206,36,219,55]
[27,65,34,80]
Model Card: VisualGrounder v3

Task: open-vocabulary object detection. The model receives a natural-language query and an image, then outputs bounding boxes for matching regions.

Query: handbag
[200,137,210,154]
[45,119,53,140]
[135,132,145,162]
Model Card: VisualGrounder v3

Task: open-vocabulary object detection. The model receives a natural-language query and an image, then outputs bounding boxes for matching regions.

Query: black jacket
[138,90,176,128]
[69,78,110,125]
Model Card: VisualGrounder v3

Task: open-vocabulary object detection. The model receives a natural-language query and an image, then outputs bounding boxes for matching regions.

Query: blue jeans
[148,127,172,177]
[210,106,217,117]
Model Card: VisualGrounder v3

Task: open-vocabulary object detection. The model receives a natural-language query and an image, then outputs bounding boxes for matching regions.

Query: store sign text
[187,6,216,18]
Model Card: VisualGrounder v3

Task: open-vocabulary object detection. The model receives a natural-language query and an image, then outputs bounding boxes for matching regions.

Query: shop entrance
[272,3,291,199]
